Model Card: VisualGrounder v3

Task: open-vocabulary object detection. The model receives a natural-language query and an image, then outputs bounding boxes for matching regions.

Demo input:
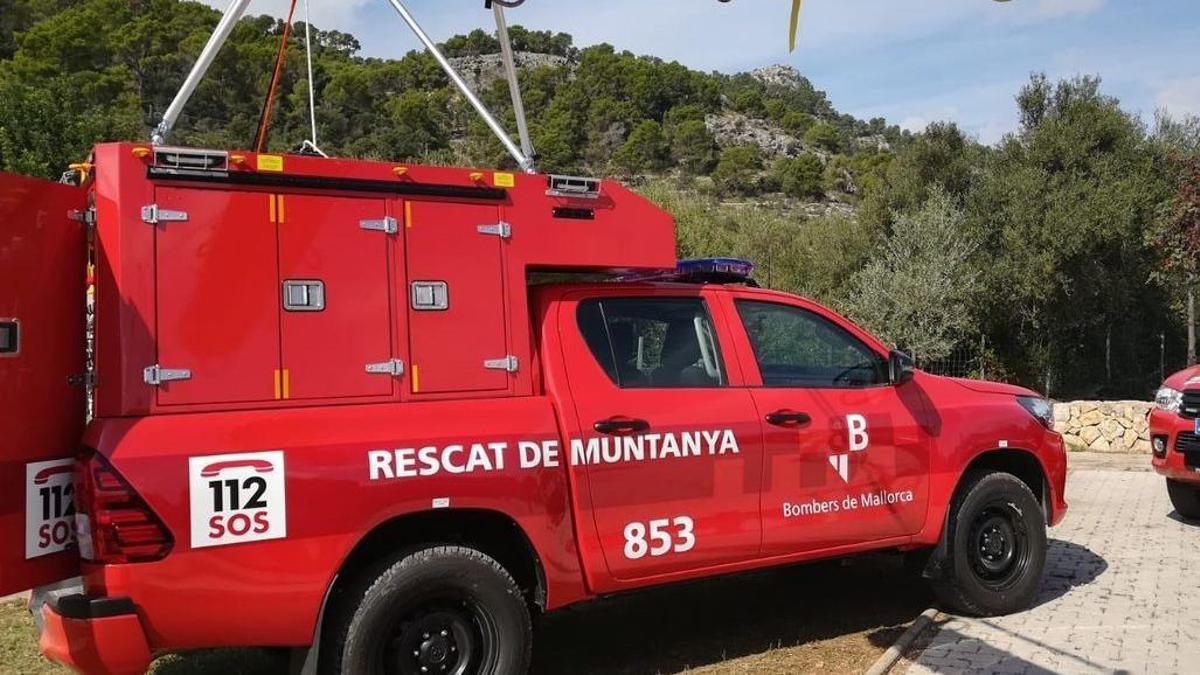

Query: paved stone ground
[908,454,1200,674]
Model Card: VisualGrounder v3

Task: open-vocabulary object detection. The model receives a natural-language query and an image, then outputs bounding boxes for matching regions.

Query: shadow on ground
[1167,510,1200,526]
[1029,539,1108,610]
[532,553,931,674]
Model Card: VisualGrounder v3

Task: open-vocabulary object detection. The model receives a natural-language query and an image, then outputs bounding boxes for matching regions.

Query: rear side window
[735,300,886,388]
[577,298,727,389]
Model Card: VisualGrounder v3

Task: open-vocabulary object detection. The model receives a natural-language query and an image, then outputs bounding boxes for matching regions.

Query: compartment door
[155,188,281,406]
[406,202,509,395]
[278,194,395,400]
[0,173,86,595]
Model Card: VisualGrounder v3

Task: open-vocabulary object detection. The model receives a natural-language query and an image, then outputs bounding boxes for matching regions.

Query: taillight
[75,449,173,563]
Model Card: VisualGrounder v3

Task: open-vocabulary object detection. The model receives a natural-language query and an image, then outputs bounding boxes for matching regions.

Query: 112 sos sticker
[189,451,287,549]
[25,458,77,559]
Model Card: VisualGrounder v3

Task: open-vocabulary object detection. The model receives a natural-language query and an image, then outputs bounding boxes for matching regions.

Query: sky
[202,0,1200,144]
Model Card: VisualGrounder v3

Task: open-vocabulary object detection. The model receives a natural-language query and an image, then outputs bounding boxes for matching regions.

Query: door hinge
[143,364,191,386]
[67,372,96,388]
[477,222,512,239]
[484,355,519,373]
[365,359,405,376]
[68,208,97,227]
[360,217,399,235]
[141,204,189,225]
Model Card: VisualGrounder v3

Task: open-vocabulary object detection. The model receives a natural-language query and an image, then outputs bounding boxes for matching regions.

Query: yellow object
[274,369,291,400]
[231,155,247,165]
[493,172,515,188]
[131,147,151,159]
[269,194,286,224]
[469,172,484,182]
[69,163,93,182]
[789,0,803,52]
[393,166,409,177]
[405,201,413,229]
[411,364,421,394]
[257,154,285,172]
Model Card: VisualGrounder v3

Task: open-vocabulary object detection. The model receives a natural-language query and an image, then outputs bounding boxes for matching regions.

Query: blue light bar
[675,258,755,279]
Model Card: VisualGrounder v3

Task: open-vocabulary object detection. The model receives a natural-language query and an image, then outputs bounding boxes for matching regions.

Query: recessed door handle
[593,417,650,435]
[766,410,811,427]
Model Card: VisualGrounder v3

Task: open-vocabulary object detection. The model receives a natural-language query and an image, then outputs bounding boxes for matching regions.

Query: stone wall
[1053,401,1153,453]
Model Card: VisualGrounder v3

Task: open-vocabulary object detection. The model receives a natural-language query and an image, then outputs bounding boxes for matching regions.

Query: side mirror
[889,350,915,385]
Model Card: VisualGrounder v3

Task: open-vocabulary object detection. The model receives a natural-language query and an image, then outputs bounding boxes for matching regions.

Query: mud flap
[0,172,87,596]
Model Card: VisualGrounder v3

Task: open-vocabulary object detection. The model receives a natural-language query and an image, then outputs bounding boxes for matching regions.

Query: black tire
[1167,479,1200,520]
[327,546,532,675]
[929,471,1047,617]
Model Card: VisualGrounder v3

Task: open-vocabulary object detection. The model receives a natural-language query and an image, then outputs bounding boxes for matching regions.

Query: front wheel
[1167,479,1200,519]
[331,546,532,675]
[930,471,1047,617]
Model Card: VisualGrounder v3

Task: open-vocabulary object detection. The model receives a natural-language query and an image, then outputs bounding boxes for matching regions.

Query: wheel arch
[300,508,548,674]
[920,447,1051,583]
[332,508,547,612]
[959,447,1051,522]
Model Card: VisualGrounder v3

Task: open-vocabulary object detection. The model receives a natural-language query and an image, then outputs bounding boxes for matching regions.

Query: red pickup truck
[0,144,1067,675]
[1151,365,1200,518]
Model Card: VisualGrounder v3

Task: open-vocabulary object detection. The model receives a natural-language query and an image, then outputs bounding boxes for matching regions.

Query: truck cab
[1150,366,1200,518]
[1,145,1066,675]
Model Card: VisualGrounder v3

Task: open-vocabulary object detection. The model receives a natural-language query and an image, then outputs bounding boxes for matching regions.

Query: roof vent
[152,147,229,174]
[547,175,601,200]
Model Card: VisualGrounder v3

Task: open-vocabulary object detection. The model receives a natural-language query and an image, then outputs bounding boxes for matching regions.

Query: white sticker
[189,451,287,549]
[25,459,77,559]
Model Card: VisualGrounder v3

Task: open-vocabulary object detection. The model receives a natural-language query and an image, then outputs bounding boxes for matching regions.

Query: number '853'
[623,516,695,560]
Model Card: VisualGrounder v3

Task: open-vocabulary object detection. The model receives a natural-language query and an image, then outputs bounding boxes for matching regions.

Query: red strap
[254,0,299,154]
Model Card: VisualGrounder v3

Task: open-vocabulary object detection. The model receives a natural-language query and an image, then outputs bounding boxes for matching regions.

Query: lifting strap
[254,0,299,153]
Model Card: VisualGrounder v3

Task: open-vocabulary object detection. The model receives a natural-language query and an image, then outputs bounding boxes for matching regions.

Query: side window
[735,300,886,388]
[577,298,727,389]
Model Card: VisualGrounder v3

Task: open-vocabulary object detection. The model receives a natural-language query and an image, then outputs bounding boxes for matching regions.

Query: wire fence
[916,334,1193,401]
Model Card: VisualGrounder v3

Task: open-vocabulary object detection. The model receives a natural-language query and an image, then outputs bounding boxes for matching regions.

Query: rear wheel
[1167,479,1200,520]
[329,546,531,675]
[930,471,1046,617]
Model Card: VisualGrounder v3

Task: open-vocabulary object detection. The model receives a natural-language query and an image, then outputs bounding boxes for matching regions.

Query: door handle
[765,410,812,427]
[593,417,650,435]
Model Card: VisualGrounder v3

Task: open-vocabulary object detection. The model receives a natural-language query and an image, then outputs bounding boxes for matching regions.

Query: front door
[0,173,86,595]
[727,297,930,555]
[559,292,763,587]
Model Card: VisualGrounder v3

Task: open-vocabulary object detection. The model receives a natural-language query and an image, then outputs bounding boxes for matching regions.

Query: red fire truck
[1150,366,1200,518]
[1,142,1067,674]
[0,2,1067,674]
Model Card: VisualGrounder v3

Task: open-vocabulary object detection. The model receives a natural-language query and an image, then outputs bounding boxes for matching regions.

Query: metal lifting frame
[152,0,538,173]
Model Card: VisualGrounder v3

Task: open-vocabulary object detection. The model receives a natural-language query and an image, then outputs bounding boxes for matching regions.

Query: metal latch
[366,359,405,377]
[69,208,97,226]
[360,217,399,235]
[141,204,189,225]
[143,365,191,386]
[282,280,326,312]
[484,355,519,373]
[477,222,512,239]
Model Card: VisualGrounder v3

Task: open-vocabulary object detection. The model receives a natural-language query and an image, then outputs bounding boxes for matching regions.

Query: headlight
[1017,396,1054,430]
[1155,386,1183,413]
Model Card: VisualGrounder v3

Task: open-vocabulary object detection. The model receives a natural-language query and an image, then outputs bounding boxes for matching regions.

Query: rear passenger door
[558,291,764,587]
